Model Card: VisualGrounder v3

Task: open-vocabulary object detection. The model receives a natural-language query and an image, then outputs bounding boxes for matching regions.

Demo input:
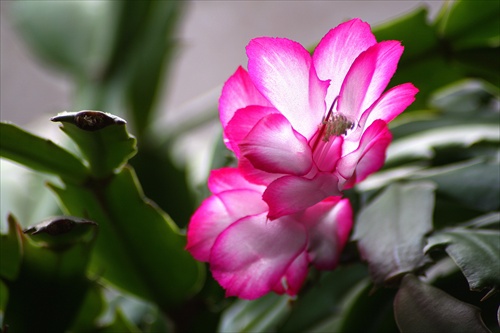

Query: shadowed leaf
[425,227,500,294]
[353,182,435,285]
[394,274,490,332]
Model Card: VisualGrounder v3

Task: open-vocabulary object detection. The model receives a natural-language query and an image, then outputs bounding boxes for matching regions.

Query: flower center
[311,97,355,152]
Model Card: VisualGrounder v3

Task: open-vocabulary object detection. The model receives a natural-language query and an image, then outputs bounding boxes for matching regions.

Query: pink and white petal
[338,41,404,122]
[300,197,353,269]
[238,156,283,186]
[246,37,329,139]
[311,133,344,172]
[210,213,307,300]
[313,18,377,106]
[361,82,418,129]
[346,83,418,144]
[225,105,278,156]
[263,173,341,220]
[186,189,268,261]
[208,167,265,194]
[219,66,272,129]
[272,252,309,296]
[240,113,313,176]
[336,120,392,189]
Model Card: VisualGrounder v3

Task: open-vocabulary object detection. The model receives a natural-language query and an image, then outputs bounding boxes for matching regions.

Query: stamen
[311,96,356,150]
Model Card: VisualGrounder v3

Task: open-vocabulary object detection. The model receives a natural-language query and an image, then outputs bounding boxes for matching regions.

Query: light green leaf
[424,227,500,293]
[52,111,137,178]
[0,122,88,183]
[394,274,490,332]
[219,293,291,333]
[353,182,436,285]
[387,124,499,165]
[10,1,116,78]
[49,166,204,308]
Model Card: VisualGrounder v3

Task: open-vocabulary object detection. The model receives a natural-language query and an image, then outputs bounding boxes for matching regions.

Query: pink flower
[219,18,418,219]
[186,167,352,300]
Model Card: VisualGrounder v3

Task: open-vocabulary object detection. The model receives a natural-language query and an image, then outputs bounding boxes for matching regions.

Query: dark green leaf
[49,166,204,307]
[52,111,137,178]
[424,228,500,293]
[373,7,466,111]
[334,280,398,333]
[415,159,500,212]
[219,293,291,333]
[394,274,490,332]
[353,182,436,285]
[0,279,7,312]
[69,283,106,333]
[0,122,88,183]
[374,8,438,61]
[435,0,500,49]
[278,264,368,333]
[123,1,184,137]
[0,215,23,280]
[3,215,94,332]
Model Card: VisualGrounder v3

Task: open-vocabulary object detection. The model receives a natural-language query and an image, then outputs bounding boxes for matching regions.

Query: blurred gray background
[1,1,444,126]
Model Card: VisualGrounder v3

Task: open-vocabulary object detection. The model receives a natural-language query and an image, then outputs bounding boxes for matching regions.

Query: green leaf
[3,215,95,332]
[69,283,106,333]
[394,274,490,332]
[278,264,368,333]
[52,111,137,178]
[374,8,438,62]
[353,182,436,285]
[435,0,500,49]
[123,1,184,137]
[10,1,116,79]
[414,159,500,212]
[218,293,291,333]
[386,124,499,165]
[335,280,399,333]
[0,122,88,183]
[0,214,23,281]
[49,166,204,307]
[424,228,500,293]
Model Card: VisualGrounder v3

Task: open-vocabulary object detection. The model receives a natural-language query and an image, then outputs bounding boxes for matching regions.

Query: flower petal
[246,37,328,139]
[210,213,307,300]
[301,197,353,269]
[336,120,392,189]
[225,105,278,156]
[346,82,418,146]
[238,156,282,186]
[186,189,267,261]
[208,167,265,194]
[362,82,418,128]
[263,173,341,219]
[313,18,377,107]
[272,252,309,296]
[219,66,272,129]
[338,41,404,122]
[240,113,313,176]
